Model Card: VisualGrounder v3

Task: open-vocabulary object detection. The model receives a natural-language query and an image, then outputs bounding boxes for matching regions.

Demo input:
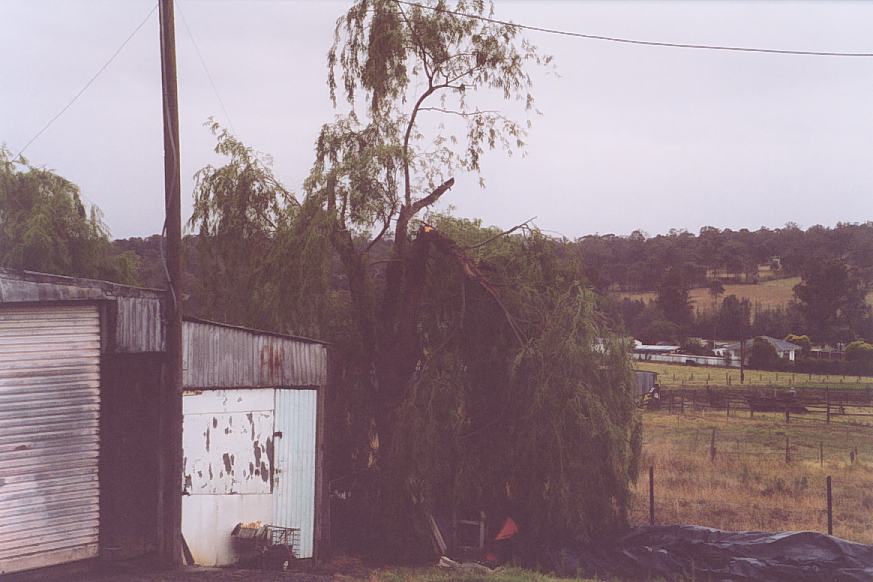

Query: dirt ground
[78,568,339,582]
[60,556,373,582]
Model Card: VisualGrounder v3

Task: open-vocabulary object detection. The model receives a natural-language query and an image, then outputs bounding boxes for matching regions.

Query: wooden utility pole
[158,0,183,567]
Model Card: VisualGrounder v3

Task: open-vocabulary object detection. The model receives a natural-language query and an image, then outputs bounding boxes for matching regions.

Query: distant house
[632,340,681,355]
[723,336,802,363]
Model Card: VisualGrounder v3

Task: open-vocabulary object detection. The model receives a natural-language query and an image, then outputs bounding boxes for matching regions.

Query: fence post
[826,388,830,424]
[785,436,790,463]
[648,465,655,526]
[726,399,730,417]
[785,405,790,424]
[826,476,833,536]
[709,428,717,461]
[820,441,823,467]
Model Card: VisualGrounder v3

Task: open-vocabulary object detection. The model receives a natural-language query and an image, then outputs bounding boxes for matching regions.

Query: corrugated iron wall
[0,305,101,574]
[0,269,165,354]
[182,321,327,388]
[273,389,318,559]
[115,297,163,353]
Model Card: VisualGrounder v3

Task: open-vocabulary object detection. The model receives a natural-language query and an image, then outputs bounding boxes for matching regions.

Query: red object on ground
[495,517,518,541]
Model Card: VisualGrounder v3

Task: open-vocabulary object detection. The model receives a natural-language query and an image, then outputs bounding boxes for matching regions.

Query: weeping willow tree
[387,215,641,556]
[188,121,333,336]
[0,147,138,283]
[188,0,641,559]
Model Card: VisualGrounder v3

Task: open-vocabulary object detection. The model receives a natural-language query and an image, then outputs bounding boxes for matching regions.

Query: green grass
[634,361,873,390]
[373,567,598,582]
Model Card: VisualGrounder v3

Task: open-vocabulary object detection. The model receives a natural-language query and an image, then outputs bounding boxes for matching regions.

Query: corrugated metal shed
[181,320,327,565]
[0,268,164,353]
[182,318,328,389]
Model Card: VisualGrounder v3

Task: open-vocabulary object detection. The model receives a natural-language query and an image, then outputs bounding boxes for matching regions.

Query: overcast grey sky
[2,0,872,239]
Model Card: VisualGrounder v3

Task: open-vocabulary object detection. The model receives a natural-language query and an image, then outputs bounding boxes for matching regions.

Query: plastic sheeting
[549,525,873,582]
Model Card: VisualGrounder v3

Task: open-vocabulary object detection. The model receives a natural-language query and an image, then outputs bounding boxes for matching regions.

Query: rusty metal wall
[273,389,317,559]
[182,321,327,389]
[0,305,101,575]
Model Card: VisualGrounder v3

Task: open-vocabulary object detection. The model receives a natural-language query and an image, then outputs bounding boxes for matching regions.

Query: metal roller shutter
[0,305,101,575]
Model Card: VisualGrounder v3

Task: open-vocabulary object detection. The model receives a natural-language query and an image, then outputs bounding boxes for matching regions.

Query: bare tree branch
[419,107,504,118]
[409,177,455,216]
[466,216,536,250]
[365,211,396,253]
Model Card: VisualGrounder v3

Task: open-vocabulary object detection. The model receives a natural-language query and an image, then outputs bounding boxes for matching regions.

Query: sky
[2,0,872,240]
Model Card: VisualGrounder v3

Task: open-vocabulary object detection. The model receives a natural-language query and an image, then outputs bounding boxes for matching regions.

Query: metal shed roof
[182,319,328,389]
[0,268,165,353]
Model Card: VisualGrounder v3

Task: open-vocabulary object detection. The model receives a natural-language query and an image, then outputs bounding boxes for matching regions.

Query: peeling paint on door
[182,390,274,495]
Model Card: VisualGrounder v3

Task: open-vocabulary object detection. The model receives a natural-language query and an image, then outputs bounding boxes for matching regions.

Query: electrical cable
[13,2,159,161]
[175,0,238,135]
[394,0,873,58]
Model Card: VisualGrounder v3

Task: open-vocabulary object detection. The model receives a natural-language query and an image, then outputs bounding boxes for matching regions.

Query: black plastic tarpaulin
[548,525,873,581]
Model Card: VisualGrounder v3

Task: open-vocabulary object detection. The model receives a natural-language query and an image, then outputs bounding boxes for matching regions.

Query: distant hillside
[616,276,873,314]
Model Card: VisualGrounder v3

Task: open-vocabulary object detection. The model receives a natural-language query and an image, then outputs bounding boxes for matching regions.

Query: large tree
[794,258,870,343]
[301,0,641,556]
[304,0,550,545]
[0,147,137,283]
[189,0,640,558]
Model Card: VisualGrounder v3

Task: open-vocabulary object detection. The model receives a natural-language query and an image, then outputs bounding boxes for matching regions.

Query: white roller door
[0,305,101,575]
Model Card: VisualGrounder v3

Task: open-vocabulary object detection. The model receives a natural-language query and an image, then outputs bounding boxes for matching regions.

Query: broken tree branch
[466,216,536,250]
[418,223,526,347]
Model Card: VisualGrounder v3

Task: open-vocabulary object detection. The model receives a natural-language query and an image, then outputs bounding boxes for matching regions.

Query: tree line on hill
[578,222,873,293]
[600,222,873,374]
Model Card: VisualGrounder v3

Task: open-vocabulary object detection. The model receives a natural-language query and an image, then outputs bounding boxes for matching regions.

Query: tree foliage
[188,122,331,336]
[747,337,780,370]
[656,267,692,331]
[0,147,138,283]
[794,258,870,343]
[386,215,640,552]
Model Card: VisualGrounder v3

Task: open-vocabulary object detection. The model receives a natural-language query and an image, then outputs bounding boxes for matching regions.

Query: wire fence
[656,386,873,427]
[651,369,873,389]
[634,399,873,542]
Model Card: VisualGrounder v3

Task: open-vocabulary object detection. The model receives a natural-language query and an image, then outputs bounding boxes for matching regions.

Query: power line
[13,2,159,162]
[395,0,873,58]
[175,0,238,135]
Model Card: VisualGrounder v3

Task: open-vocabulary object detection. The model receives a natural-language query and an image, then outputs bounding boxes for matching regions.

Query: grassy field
[616,276,799,312]
[634,361,873,390]
[372,567,592,582]
[616,276,873,313]
[630,409,873,544]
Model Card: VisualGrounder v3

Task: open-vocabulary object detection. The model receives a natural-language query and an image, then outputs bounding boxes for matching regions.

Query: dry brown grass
[630,409,873,544]
[616,276,873,313]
